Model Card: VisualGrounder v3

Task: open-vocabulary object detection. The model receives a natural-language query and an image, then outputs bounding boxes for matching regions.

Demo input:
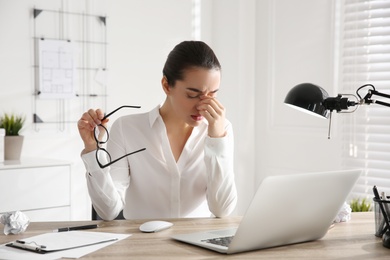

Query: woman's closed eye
[186,88,219,99]
[187,94,201,99]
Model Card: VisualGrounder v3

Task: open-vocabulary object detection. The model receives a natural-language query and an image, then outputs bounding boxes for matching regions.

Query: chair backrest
[91,206,125,220]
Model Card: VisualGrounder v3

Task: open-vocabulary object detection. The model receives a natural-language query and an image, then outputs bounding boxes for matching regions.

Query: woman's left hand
[197,96,226,138]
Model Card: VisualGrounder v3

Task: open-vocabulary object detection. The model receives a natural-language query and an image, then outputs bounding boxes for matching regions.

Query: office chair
[91,206,125,220]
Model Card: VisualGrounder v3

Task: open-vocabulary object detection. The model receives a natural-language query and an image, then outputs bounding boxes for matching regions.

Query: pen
[377,191,387,236]
[53,224,98,232]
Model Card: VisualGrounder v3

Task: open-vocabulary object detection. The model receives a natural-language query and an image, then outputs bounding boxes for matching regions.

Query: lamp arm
[363,90,390,107]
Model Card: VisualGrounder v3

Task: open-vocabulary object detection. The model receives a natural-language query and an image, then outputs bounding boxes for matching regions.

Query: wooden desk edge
[0,212,388,259]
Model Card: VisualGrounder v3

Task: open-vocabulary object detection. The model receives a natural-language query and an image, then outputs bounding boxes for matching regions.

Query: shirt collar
[149,104,162,127]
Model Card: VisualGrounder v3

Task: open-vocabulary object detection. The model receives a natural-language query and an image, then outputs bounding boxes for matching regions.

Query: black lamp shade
[284,83,330,119]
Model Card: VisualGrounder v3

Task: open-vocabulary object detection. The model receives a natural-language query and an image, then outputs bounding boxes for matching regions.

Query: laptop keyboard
[201,236,234,247]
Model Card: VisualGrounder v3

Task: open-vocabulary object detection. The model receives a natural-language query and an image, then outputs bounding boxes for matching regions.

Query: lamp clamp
[323,95,354,112]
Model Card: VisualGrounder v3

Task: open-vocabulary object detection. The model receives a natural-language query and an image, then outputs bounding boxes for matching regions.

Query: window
[339,0,390,198]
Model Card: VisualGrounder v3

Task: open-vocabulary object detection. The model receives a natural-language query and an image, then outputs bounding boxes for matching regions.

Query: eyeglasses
[94,105,146,168]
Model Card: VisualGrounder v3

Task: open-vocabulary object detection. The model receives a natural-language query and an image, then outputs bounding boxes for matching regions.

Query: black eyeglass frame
[94,105,146,168]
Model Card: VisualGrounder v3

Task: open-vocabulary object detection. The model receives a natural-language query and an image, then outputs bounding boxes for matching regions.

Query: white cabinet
[0,158,71,221]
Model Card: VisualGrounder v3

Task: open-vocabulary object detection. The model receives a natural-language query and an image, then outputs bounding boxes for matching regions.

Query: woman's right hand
[77,108,108,154]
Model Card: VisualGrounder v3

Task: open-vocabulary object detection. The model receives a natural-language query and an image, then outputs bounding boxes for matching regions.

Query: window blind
[340,0,390,199]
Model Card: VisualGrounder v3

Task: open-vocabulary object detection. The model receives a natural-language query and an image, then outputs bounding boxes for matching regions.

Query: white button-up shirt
[82,105,237,220]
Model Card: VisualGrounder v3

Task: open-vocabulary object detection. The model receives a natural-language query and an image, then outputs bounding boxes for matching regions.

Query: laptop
[171,169,361,254]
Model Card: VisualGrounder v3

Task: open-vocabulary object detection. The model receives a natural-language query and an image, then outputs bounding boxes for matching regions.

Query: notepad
[1,231,130,259]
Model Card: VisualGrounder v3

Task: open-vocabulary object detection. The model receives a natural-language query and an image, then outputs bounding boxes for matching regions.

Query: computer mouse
[139,220,173,233]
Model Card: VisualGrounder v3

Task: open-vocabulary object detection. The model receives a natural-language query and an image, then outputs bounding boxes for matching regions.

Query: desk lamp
[284,83,390,138]
[285,83,390,249]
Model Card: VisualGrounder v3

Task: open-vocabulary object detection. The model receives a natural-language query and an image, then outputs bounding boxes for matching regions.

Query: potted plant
[0,113,26,160]
[350,197,372,212]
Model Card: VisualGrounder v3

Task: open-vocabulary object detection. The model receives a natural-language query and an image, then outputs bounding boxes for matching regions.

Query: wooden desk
[0,212,388,259]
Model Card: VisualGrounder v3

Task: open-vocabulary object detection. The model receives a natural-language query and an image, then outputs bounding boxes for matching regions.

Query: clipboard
[5,231,118,254]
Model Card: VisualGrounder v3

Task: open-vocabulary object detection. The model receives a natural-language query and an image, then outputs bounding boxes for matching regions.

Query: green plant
[350,197,372,212]
[0,113,25,136]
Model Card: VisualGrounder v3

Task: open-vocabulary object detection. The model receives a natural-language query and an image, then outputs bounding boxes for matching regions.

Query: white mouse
[139,220,173,233]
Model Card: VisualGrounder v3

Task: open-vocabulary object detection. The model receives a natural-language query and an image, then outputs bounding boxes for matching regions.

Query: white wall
[0,0,342,220]
[201,0,342,213]
[0,0,193,220]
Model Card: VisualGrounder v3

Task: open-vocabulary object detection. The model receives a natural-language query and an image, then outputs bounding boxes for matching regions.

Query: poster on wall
[38,39,78,99]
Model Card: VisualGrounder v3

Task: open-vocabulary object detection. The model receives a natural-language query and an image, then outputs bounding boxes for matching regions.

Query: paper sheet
[0,231,130,259]
[38,39,78,99]
[94,68,108,86]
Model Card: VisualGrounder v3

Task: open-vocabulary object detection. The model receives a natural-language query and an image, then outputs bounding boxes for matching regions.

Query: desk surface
[0,212,388,259]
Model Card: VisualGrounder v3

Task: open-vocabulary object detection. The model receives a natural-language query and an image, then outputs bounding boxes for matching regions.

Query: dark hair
[162,41,221,86]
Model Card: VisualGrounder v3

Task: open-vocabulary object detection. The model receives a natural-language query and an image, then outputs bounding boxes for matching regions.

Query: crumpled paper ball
[333,201,352,223]
[0,211,30,235]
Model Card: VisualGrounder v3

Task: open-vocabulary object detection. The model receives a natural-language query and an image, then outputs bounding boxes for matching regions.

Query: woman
[78,41,237,220]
